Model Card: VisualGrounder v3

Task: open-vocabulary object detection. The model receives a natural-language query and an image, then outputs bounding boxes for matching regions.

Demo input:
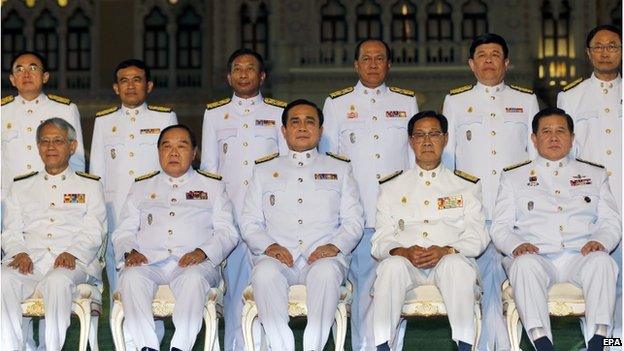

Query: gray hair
[36,117,77,142]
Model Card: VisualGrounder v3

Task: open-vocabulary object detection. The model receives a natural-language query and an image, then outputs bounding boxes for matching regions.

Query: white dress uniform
[1,93,86,201]
[442,81,539,350]
[320,81,418,351]
[491,156,621,343]
[240,149,364,351]
[113,169,238,350]
[89,102,177,303]
[372,164,488,347]
[200,93,287,351]
[1,168,106,351]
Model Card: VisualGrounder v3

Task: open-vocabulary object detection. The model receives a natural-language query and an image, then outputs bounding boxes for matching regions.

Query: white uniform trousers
[118,258,220,351]
[504,250,618,343]
[223,241,253,351]
[251,255,347,351]
[373,254,478,348]
[1,265,88,351]
[349,228,377,351]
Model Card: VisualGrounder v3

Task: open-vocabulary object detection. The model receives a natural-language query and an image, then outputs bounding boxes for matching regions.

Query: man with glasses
[1,118,106,351]
[372,111,488,351]
[557,24,623,339]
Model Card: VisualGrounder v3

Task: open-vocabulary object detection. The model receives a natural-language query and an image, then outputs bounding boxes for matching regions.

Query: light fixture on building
[57,0,68,7]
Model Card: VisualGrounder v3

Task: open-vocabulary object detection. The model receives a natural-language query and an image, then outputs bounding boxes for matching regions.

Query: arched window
[321,0,347,42]
[539,0,573,86]
[35,9,59,71]
[67,9,91,71]
[461,0,488,40]
[356,0,382,40]
[177,6,201,69]
[391,0,417,42]
[426,0,452,41]
[144,7,169,70]
[2,10,25,72]
[241,1,269,59]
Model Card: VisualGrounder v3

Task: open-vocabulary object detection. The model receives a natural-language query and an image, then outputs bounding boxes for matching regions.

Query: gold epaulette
[263,97,287,108]
[329,87,354,99]
[576,158,605,169]
[563,78,584,92]
[503,160,532,172]
[147,105,172,113]
[454,170,480,183]
[1,95,14,106]
[197,169,223,180]
[509,84,534,94]
[449,84,473,95]
[379,170,403,184]
[326,152,350,162]
[14,171,38,181]
[96,106,120,117]
[206,98,231,110]
[254,152,279,164]
[389,87,415,97]
[135,171,160,182]
[76,171,101,181]
[47,94,71,105]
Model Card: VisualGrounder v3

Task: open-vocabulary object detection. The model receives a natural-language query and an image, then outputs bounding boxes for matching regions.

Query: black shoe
[458,341,472,351]
[587,334,606,351]
[140,348,158,351]
[533,336,555,351]
[171,348,182,351]
[376,342,391,351]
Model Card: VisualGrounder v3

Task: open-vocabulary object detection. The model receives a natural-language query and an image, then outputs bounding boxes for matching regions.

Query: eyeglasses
[411,131,445,142]
[12,65,44,75]
[589,44,622,53]
[38,138,69,147]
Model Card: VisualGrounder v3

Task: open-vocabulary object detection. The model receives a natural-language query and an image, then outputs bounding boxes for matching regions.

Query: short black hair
[158,124,198,148]
[354,39,393,61]
[10,51,48,73]
[531,107,574,134]
[408,111,448,136]
[227,48,265,73]
[586,24,622,47]
[281,99,323,127]
[114,59,151,83]
[469,33,509,59]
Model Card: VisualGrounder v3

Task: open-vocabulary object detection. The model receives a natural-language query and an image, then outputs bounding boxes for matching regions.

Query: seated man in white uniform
[491,107,621,351]
[113,124,238,351]
[372,111,489,351]
[241,99,364,351]
[1,117,106,350]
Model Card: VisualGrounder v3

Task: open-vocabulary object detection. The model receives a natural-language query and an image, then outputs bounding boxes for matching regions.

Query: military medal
[223,142,228,154]
[527,201,534,211]
[398,219,405,231]
[269,194,276,206]
[63,193,86,204]
[401,196,407,204]
[527,176,539,186]
[466,130,472,141]
[314,173,338,180]
[224,113,229,120]
[6,123,11,129]
[110,148,116,159]
[467,106,473,113]
[570,174,592,186]
[584,196,591,203]
[112,126,117,133]
[437,195,463,210]
[349,132,356,144]
[147,213,153,225]
[347,105,358,119]
[273,172,279,178]
[150,193,157,199]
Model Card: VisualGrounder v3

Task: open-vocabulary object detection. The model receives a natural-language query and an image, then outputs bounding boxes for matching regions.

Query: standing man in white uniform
[320,39,418,351]
[1,118,106,351]
[491,107,621,351]
[442,33,539,351]
[113,125,238,351]
[201,48,287,351]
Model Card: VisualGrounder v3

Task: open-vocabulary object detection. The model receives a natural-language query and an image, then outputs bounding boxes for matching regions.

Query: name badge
[140,128,161,134]
[186,190,208,200]
[314,173,338,180]
[385,110,407,118]
[505,107,524,113]
[255,119,276,126]
[437,195,463,210]
[63,193,86,204]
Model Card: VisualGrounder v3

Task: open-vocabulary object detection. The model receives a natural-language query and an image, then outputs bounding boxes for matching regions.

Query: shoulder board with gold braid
[454,170,480,183]
[76,171,101,181]
[503,160,532,172]
[1,95,14,106]
[263,97,287,108]
[147,105,172,113]
[326,152,350,163]
[379,170,403,184]
[47,94,71,105]
[96,106,120,117]
[576,158,605,169]
[255,152,279,165]
[449,84,473,95]
[389,87,415,97]
[14,171,38,181]
[509,84,534,94]
[563,77,584,92]
[197,169,223,180]
[206,98,231,110]
[135,171,160,182]
[329,87,354,99]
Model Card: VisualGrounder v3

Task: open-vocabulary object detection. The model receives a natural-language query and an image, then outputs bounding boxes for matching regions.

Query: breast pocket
[340,120,366,145]
[313,179,341,218]
[569,187,600,213]
[455,114,484,137]
[2,129,19,144]
[262,179,287,209]
[254,127,279,149]
[217,128,238,155]
[503,112,529,144]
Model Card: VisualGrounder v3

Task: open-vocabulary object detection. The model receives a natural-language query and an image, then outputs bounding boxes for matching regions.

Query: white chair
[399,285,482,350]
[241,283,352,351]
[110,281,225,351]
[502,280,585,351]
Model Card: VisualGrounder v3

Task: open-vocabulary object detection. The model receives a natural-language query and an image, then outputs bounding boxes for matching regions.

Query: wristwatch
[447,247,458,255]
